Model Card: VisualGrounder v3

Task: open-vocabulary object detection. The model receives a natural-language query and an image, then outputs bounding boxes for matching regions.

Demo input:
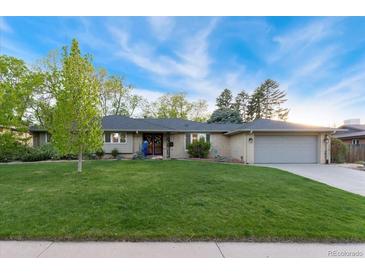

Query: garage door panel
[254,136,318,164]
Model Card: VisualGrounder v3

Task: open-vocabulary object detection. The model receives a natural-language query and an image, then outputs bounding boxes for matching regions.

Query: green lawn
[0,160,365,242]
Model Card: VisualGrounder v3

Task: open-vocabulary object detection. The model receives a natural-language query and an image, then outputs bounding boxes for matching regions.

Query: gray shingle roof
[29,125,47,132]
[338,124,365,131]
[29,116,337,134]
[335,131,365,139]
[102,115,242,132]
[102,115,336,134]
[334,124,365,139]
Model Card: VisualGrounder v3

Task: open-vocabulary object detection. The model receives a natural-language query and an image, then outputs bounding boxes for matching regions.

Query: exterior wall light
[248,137,254,143]
[324,134,330,164]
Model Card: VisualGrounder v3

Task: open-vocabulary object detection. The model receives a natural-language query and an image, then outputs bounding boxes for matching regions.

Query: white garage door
[254,135,318,164]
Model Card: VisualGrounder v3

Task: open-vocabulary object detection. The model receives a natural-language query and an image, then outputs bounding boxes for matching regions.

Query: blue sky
[1,16,365,126]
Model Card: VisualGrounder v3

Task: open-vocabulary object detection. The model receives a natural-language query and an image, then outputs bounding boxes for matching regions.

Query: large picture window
[104,132,127,144]
[185,133,210,149]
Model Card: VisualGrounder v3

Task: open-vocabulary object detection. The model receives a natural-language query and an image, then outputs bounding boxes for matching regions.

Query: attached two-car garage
[254,135,318,164]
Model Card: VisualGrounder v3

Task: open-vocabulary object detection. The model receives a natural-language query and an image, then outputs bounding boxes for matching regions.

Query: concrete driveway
[261,164,365,196]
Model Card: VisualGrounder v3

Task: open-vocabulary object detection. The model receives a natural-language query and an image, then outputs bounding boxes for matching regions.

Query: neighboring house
[29,126,51,147]
[29,116,338,164]
[334,120,365,145]
[0,125,32,146]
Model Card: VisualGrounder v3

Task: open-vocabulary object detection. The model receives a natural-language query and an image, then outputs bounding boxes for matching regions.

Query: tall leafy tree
[144,92,193,119]
[189,99,210,122]
[29,50,62,127]
[97,68,110,117]
[216,88,233,109]
[0,55,44,129]
[98,69,143,117]
[50,39,102,172]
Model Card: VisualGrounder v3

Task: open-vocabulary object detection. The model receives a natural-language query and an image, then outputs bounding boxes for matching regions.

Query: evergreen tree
[246,79,289,121]
[234,90,250,121]
[207,108,242,124]
[216,88,233,109]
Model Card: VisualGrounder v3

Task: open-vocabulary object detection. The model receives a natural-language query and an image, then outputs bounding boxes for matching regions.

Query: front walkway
[259,164,365,196]
[0,241,364,258]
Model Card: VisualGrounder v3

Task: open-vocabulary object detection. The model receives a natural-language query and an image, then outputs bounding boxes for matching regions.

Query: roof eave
[224,128,337,136]
[102,128,230,133]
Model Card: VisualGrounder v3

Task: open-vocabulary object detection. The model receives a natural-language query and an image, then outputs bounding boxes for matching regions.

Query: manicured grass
[0,160,365,242]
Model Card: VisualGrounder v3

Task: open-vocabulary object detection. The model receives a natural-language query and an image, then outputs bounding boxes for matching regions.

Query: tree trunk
[78,151,83,173]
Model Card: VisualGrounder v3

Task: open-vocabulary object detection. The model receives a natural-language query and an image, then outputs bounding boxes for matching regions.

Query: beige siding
[229,133,246,162]
[209,133,231,158]
[133,133,142,153]
[99,131,331,163]
[169,133,231,159]
[169,133,188,159]
[319,133,331,164]
[103,133,133,153]
[163,134,168,159]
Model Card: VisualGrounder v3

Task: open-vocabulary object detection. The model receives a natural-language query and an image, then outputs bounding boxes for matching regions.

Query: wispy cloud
[134,88,165,102]
[0,37,39,63]
[109,18,218,80]
[0,17,12,33]
[288,67,365,126]
[270,18,341,64]
[147,17,175,41]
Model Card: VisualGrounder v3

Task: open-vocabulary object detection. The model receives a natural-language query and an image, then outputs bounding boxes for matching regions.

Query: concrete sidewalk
[1,241,364,258]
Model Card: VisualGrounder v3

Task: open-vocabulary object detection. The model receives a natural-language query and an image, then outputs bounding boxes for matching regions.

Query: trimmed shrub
[331,138,348,163]
[187,139,211,158]
[132,151,146,160]
[95,149,105,159]
[111,148,119,159]
[21,144,61,162]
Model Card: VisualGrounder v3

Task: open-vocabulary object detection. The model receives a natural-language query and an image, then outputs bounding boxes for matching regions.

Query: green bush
[331,138,348,163]
[132,151,146,160]
[21,144,61,162]
[187,139,211,158]
[111,148,119,159]
[0,133,28,162]
[95,149,105,159]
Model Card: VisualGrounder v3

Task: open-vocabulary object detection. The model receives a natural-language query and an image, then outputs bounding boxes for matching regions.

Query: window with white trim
[104,132,127,144]
[352,139,360,145]
[185,133,210,149]
[191,133,207,142]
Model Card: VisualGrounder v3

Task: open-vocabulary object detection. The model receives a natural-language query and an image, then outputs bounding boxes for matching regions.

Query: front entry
[143,133,163,155]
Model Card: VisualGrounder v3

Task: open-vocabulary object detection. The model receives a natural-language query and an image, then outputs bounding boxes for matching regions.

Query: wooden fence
[346,144,365,163]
